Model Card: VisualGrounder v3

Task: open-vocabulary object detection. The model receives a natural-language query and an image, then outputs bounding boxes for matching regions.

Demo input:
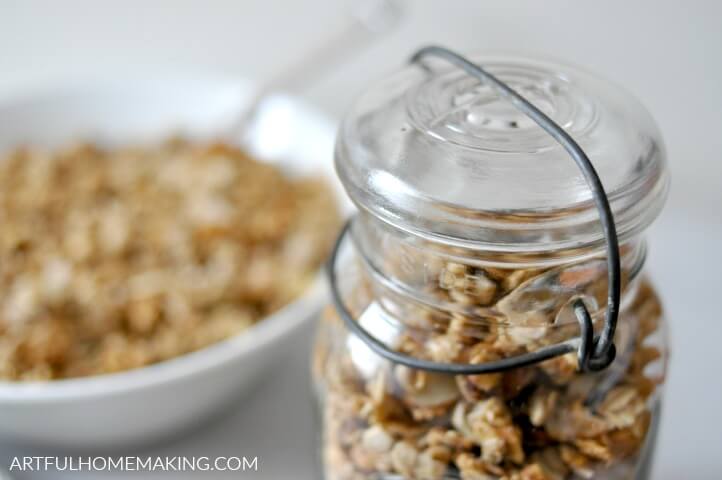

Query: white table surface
[1,0,721,478]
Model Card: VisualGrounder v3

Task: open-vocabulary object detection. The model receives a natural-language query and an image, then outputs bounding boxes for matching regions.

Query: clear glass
[314,52,669,479]
[313,215,668,479]
[335,54,669,251]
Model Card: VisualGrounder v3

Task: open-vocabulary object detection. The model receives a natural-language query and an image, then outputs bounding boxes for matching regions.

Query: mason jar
[313,50,669,480]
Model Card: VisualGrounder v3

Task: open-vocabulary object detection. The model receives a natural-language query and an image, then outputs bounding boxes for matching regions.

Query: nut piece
[361,425,394,453]
[528,387,560,427]
[390,441,418,478]
[395,366,460,420]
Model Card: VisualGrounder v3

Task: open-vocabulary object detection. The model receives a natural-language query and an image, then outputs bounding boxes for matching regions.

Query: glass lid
[335,53,669,253]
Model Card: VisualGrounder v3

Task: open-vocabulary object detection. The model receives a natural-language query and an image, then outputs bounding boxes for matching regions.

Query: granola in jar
[313,50,669,479]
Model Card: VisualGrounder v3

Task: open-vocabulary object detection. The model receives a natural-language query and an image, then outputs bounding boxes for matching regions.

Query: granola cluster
[0,139,339,380]
[315,257,664,480]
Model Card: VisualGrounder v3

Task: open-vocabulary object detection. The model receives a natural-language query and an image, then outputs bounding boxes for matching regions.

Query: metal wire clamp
[326,46,621,374]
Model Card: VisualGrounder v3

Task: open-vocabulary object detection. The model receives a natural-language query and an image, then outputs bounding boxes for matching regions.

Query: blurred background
[1,0,720,478]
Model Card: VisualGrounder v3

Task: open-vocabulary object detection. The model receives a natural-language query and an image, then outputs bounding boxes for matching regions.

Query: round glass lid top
[335,53,669,251]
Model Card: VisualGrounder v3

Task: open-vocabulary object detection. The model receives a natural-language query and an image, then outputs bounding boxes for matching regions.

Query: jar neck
[349,212,646,334]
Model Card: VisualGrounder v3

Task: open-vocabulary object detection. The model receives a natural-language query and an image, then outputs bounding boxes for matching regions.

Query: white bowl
[0,74,342,448]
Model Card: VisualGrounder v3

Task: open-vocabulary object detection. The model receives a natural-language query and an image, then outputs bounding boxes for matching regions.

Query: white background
[1,0,721,478]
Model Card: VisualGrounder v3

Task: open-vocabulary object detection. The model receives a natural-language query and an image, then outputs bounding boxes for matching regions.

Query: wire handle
[327,46,621,374]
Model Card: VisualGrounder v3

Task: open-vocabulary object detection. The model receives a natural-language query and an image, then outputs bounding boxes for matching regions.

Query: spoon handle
[227,0,403,140]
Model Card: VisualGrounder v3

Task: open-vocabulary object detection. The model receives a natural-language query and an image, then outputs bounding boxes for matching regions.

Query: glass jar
[313,50,669,480]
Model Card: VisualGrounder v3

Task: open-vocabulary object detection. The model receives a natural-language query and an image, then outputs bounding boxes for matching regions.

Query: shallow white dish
[0,75,342,448]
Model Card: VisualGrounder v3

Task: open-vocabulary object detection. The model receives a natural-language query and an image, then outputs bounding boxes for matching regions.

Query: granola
[315,255,665,479]
[0,139,339,380]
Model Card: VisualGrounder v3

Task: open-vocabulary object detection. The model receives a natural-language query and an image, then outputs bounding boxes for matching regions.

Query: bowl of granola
[0,75,343,447]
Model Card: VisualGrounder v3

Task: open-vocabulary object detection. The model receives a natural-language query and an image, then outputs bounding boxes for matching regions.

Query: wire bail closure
[327,46,621,374]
